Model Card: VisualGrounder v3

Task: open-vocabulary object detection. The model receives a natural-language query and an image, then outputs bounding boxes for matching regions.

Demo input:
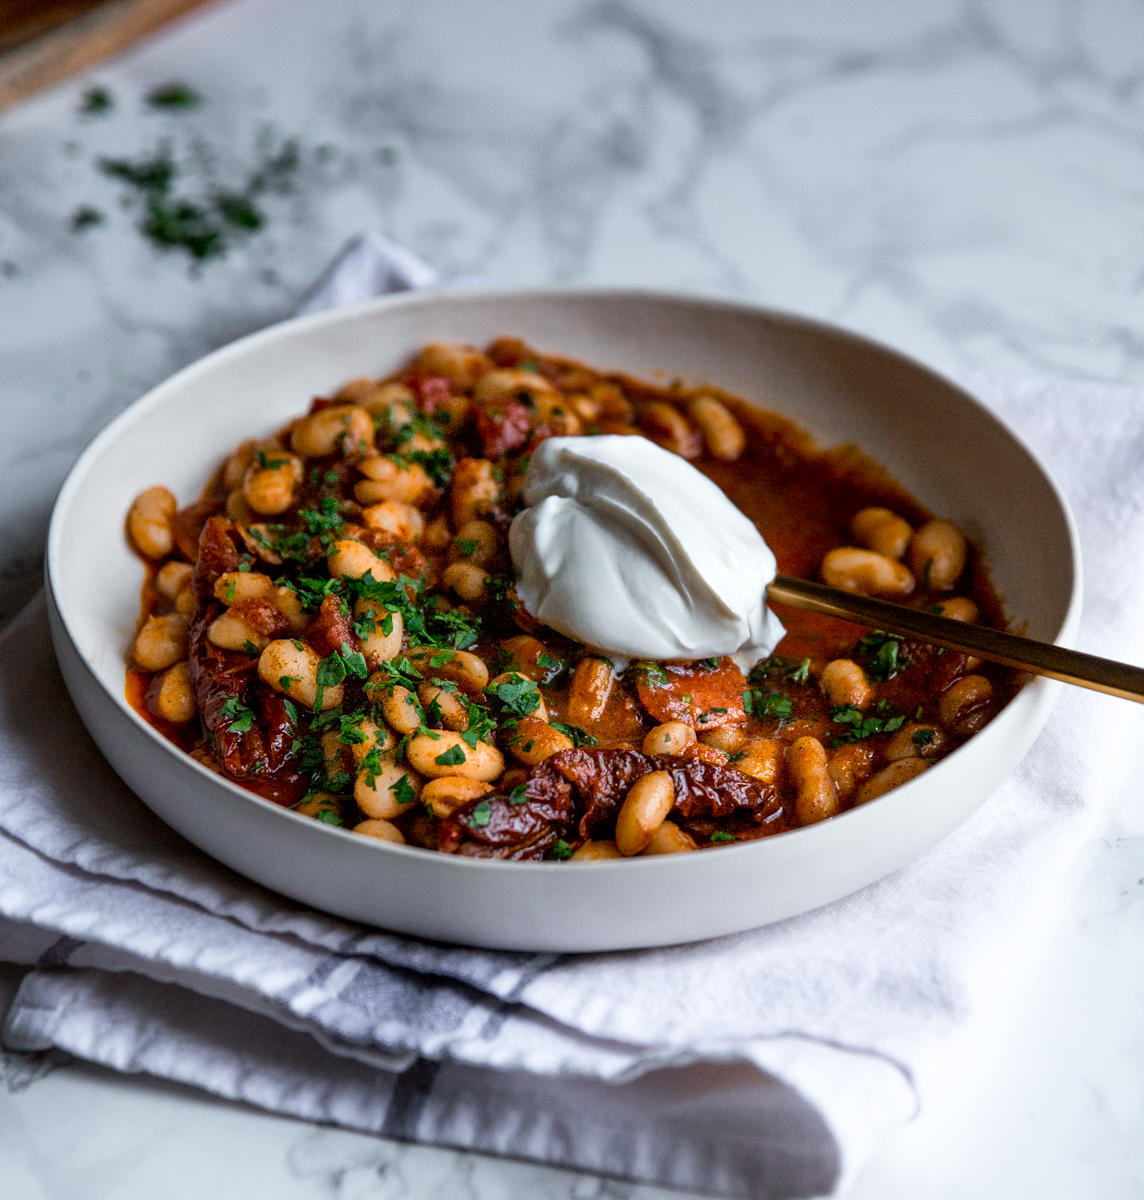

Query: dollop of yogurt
[508,435,785,666]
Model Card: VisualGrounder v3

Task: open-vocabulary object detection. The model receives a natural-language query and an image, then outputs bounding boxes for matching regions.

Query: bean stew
[124,338,1019,861]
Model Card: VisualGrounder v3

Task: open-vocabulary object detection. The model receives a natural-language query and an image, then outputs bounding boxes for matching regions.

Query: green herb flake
[315,809,344,827]
[146,82,201,110]
[858,631,907,681]
[489,674,541,717]
[71,205,104,232]
[508,783,529,805]
[469,799,493,828]
[241,640,261,656]
[218,696,256,734]
[316,653,347,689]
[743,690,792,720]
[435,744,468,767]
[80,86,113,116]
[338,644,369,679]
[551,722,598,748]
[454,538,480,556]
[790,658,811,685]
[829,704,906,746]
[710,831,738,843]
[537,650,564,676]
[551,839,573,860]
[700,657,720,670]
[912,727,936,746]
[392,774,417,806]
[635,660,669,687]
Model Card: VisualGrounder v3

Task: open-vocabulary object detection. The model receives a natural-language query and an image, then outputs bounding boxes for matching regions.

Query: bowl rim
[45,283,1085,876]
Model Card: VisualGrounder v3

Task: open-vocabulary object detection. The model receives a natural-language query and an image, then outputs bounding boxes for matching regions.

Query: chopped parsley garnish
[537,650,564,677]
[407,447,455,488]
[241,640,261,656]
[829,703,906,746]
[634,661,669,687]
[551,722,598,747]
[80,86,113,116]
[147,82,201,110]
[338,643,369,679]
[700,657,720,670]
[256,449,289,469]
[392,774,417,806]
[337,714,368,745]
[314,648,364,709]
[469,799,492,827]
[218,696,255,733]
[353,747,380,788]
[461,703,496,748]
[749,655,811,686]
[435,744,468,767]
[299,496,345,543]
[912,727,936,746]
[508,783,529,805]
[488,674,541,717]
[316,653,346,689]
[858,631,908,681]
[315,809,344,827]
[283,700,299,726]
[710,831,738,843]
[743,690,792,719]
[71,205,104,231]
[373,656,423,685]
[425,607,481,650]
[551,839,573,860]
[279,674,301,691]
[454,539,480,556]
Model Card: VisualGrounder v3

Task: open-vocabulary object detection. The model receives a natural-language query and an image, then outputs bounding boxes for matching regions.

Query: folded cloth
[2,235,1141,1198]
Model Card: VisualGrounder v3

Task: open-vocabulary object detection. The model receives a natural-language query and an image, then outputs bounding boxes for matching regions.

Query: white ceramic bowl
[46,288,1081,952]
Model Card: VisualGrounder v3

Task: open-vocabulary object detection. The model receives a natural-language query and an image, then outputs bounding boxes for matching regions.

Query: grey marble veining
[4,1,1144,1197]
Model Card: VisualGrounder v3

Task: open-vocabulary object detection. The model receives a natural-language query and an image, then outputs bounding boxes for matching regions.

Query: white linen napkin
[1,235,1139,1198]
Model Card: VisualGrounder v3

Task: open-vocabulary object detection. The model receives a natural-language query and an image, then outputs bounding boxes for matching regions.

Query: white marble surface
[3,0,1144,1195]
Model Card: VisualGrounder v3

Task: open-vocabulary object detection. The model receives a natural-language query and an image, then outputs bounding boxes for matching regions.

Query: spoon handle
[766,574,1144,704]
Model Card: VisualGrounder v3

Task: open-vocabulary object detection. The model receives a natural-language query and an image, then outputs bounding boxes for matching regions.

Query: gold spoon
[766,574,1144,704]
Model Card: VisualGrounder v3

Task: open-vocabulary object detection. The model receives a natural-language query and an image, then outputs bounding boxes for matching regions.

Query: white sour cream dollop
[508,436,785,667]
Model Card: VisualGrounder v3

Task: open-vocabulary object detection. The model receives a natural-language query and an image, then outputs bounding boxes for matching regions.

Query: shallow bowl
[46,288,1081,951]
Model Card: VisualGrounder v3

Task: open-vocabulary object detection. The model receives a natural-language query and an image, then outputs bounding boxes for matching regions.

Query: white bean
[686,394,744,460]
[133,613,189,671]
[127,486,177,560]
[291,405,374,458]
[908,520,967,590]
[849,507,912,560]
[258,639,343,710]
[406,731,504,781]
[616,770,676,856]
[785,737,838,826]
[642,721,696,756]
[821,547,915,597]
